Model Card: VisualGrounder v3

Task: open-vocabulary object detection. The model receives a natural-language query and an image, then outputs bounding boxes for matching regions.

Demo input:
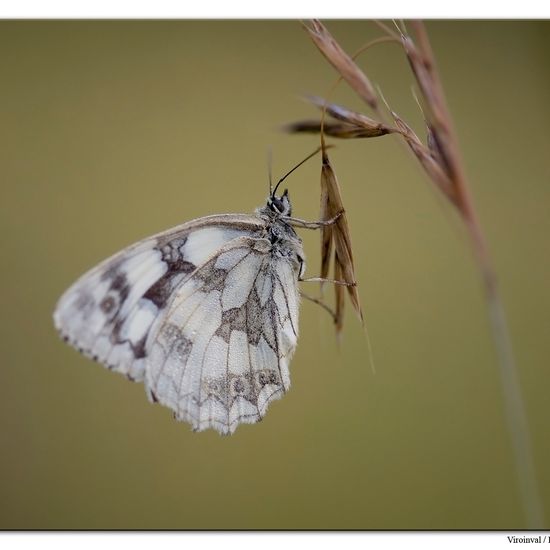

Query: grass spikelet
[303,20,378,110]
[320,146,363,333]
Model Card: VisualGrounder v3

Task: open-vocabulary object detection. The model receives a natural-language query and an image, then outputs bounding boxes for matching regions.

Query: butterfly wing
[145,235,301,434]
[53,214,264,382]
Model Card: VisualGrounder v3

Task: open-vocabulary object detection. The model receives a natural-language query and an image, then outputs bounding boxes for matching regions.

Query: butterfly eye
[268,191,292,216]
[269,197,285,213]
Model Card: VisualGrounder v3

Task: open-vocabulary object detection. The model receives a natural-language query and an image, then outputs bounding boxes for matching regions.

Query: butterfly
[54,151,344,435]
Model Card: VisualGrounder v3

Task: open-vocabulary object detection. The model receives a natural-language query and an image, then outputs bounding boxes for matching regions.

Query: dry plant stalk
[290,19,544,528]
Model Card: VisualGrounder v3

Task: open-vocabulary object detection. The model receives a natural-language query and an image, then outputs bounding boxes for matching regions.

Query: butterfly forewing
[54,215,264,381]
[54,210,303,435]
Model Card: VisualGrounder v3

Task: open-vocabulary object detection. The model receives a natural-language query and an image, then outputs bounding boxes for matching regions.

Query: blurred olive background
[0,20,549,530]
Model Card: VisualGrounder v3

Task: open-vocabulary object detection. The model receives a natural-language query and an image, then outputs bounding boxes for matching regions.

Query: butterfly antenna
[272,145,324,197]
[267,146,273,195]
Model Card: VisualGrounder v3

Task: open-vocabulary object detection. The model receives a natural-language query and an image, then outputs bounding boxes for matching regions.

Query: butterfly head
[267,188,292,217]
[266,148,323,219]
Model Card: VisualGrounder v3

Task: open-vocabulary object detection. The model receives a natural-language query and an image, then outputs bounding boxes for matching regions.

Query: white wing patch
[221,252,263,310]
[183,227,244,266]
[215,247,250,270]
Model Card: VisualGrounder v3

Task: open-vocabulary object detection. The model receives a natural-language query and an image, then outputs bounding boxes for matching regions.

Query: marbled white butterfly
[54,152,342,435]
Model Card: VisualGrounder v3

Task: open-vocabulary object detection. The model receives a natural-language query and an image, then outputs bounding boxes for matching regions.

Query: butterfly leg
[300,291,337,322]
[300,276,356,286]
[284,209,344,230]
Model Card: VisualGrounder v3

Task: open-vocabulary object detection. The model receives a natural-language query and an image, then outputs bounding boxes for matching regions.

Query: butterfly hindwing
[54,215,265,382]
[145,236,301,434]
